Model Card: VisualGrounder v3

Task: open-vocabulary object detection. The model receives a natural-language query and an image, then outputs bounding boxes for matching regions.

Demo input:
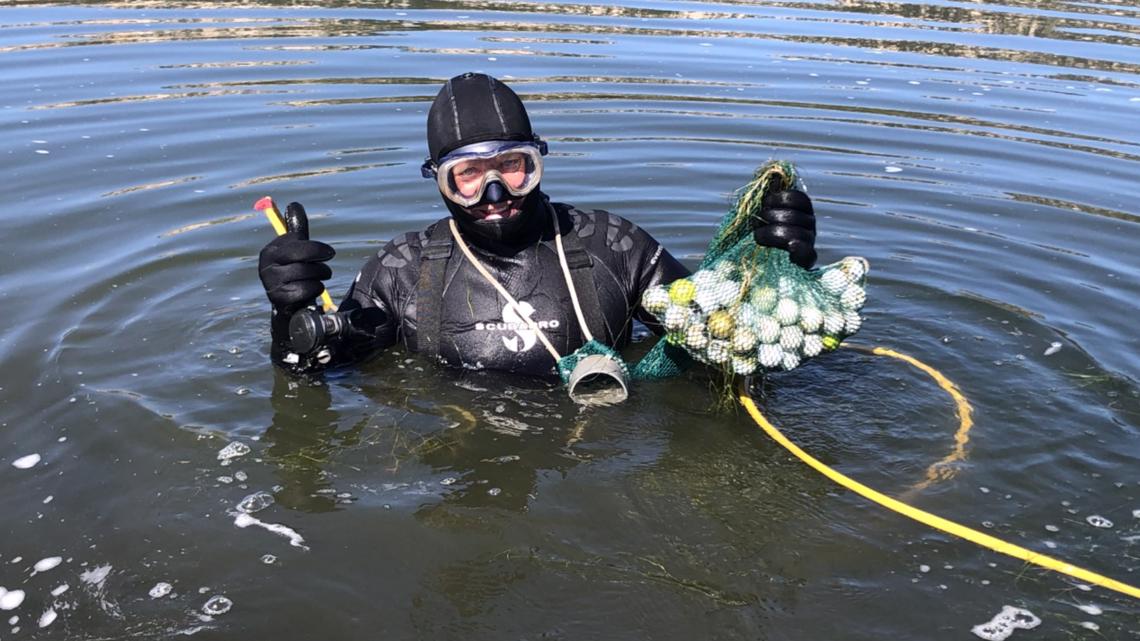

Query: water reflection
[2,0,1139,636]
[261,364,592,514]
[6,5,1139,76]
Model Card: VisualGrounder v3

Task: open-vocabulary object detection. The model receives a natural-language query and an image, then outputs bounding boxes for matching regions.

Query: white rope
[550,201,595,343]
[448,217,564,362]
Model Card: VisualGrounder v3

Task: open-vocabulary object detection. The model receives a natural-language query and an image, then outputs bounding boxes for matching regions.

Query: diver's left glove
[752,188,817,269]
[258,210,335,314]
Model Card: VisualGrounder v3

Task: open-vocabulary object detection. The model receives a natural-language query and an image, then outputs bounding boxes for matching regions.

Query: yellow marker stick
[254,196,336,313]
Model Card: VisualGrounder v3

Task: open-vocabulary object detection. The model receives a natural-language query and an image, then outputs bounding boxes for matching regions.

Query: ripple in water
[236,491,275,514]
[1085,515,1113,529]
[202,595,232,616]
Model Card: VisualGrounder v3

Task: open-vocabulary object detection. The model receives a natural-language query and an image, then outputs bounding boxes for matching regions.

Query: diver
[257,72,818,378]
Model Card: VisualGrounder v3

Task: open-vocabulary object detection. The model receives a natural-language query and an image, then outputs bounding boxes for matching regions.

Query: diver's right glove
[752,188,817,270]
[258,203,335,314]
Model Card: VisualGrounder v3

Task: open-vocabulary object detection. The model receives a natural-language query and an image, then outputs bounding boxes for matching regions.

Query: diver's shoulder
[553,202,641,235]
[371,218,453,267]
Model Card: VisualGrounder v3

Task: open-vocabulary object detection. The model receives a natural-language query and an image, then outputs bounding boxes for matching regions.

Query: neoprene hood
[427,72,537,162]
[426,73,547,249]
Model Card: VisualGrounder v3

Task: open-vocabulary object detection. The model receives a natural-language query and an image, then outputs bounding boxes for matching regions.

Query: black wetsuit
[271,201,689,376]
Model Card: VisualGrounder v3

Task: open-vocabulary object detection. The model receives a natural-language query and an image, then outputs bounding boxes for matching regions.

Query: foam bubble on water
[201,595,232,616]
[1074,603,1102,616]
[0,589,25,611]
[7,615,15,625]
[1085,515,1113,529]
[1079,621,1099,631]
[33,557,62,573]
[236,491,274,514]
[1044,524,1059,532]
[261,554,276,565]
[149,582,172,599]
[233,513,307,550]
[919,564,931,573]
[217,442,250,462]
[971,606,1041,641]
[50,584,68,597]
[80,564,111,587]
[12,454,40,469]
[38,609,56,628]
[884,166,902,173]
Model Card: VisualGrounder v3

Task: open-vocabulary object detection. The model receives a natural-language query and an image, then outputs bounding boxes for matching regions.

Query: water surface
[1,1,1138,639]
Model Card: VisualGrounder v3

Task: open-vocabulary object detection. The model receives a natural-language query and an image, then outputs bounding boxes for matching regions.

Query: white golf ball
[751,287,778,313]
[713,280,742,307]
[839,256,868,283]
[802,334,824,357]
[779,325,804,351]
[642,287,670,315]
[685,324,709,351]
[706,339,731,364]
[758,344,783,369]
[732,355,757,375]
[799,306,823,333]
[732,327,759,353]
[820,268,849,295]
[693,288,720,314]
[823,311,845,335]
[775,298,800,326]
[663,305,690,332]
[781,351,801,371]
[756,316,781,343]
[692,269,719,291]
[840,284,866,311]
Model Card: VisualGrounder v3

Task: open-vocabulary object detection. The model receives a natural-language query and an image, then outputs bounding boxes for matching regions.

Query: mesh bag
[635,161,869,377]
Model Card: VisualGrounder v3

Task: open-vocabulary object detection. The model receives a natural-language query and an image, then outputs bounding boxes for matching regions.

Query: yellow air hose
[738,344,1140,600]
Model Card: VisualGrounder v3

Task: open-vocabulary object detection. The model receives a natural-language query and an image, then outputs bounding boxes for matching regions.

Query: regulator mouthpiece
[566,354,630,406]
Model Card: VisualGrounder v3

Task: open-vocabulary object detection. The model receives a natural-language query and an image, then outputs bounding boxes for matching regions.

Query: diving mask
[422,140,546,207]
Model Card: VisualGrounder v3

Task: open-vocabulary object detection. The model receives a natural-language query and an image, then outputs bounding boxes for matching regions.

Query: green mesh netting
[557,339,630,383]
[558,160,869,391]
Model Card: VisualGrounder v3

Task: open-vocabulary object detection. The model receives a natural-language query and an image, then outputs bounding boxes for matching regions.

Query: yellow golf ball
[668,279,696,306]
[707,310,735,339]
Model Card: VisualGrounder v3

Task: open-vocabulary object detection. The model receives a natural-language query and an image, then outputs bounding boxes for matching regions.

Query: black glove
[752,188,817,269]
[258,202,335,313]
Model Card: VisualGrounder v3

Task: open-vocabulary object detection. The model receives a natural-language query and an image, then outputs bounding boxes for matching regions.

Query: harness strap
[415,221,453,358]
[554,208,609,345]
